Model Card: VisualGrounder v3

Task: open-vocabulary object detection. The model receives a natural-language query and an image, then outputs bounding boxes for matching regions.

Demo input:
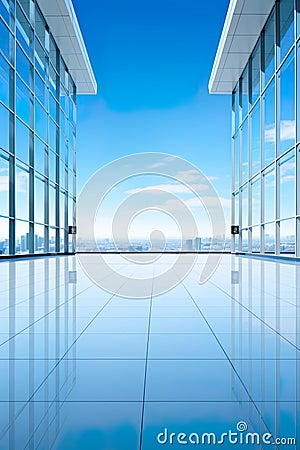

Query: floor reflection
[0,254,299,449]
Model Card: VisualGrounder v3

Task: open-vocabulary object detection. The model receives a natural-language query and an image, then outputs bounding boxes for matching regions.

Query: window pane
[264,10,275,86]
[15,220,29,254]
[68,169,73,197]
[0,216,9,255]
[242,184,248,229]
[49,184,56,226]
[60,111,67,137]
[16,166,29,220]
[0,0,10,26]
[35,37,46,78]
[60,159,66,189]
[68,197,75,227]
[34,136,46,175]
[49,93,58,123]
[279,150,295,219]
[69,145,74,173]
[0,53,10,107]
[251,176,261,226]
[0,103,10,152]
[16,43,32,87]
[49,117,57,151]
[241,229,248,252]
[251,42,260,104]
[16,76,32,126]
[35,71,48,107]
[49,228,56,252]
[297,0,300,37]
[279,0,294,62]
[263,165,275,223]
[0,153,9,216]
[49,149,56,182]
[60,57,67,89]
[241,66,248,119]
[279,51,295,154]
[60,84,67,113]
[251,101,260,176]
[280,219,295,253]
[264,79,275,167]
[234,192,239,225]
[234,87,239,132]
[0,16,11,61]
[49,63,58,98]
[264,222,275,253]
[34,176,44,224]
[69,126,75,153]
[59,229,65,252]
[35,5,46,48]
[34,224,44,253]
[16,3,32,57]
[19,0,30,18]
[69,97,76,125]
[252,226,260,252]
[234,132,239,191]
[49,35,58,70]
[35,100,48,142]
[242,119,248,183]
[16,118,30,165]
[60,191,65,229]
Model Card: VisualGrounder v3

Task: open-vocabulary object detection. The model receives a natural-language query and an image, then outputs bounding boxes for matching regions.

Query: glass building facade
[0,0,94,256]
[232,0,300,256]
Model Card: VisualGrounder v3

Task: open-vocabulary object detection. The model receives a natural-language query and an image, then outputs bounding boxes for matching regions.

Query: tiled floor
[0,254,299,449]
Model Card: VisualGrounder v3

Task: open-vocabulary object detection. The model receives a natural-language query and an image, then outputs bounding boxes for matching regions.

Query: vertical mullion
[231,92,235,253]
[249,60,252,252]
[261,30,265,253]
[239,79,242,251]
[275,0,280,255]
[295,2,300,256]
[9,4,16,255]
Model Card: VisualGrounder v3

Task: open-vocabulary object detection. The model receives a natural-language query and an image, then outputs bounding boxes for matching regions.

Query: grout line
[139,268,154,450]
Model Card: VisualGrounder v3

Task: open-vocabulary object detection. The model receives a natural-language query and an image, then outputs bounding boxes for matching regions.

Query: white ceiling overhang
[37,0,97,95]
[209,0,274,94]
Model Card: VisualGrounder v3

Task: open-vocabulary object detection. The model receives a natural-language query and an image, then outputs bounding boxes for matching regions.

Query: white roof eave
[209,0,274,94]
[37,0,97,95]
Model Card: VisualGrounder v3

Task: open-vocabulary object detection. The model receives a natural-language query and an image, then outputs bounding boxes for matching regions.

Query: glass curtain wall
[232,0,299,256]
[0,0,76,256]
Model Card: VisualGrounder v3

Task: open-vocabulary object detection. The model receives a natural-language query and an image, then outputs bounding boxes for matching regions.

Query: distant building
[194,237,201,251]
[186,239,193,251]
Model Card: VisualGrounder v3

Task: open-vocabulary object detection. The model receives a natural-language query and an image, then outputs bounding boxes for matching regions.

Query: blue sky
[72,0,232,239]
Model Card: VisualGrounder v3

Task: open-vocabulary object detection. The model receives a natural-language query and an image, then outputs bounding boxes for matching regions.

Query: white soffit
[209,0,274,94]
[37,0,97,95]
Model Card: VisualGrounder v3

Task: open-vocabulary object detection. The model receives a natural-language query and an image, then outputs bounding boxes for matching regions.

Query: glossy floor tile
[0,254,299,449]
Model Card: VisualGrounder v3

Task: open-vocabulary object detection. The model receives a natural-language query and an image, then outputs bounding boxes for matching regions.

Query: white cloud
[265,120,295,143]
[0,170,29,193]
[126,182,209,195]
[280,120,295,141]
[0,175,9,192]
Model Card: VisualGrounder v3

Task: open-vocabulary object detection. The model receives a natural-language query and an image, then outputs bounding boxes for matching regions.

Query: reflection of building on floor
[230,255,300,444]
[0,257,77,449]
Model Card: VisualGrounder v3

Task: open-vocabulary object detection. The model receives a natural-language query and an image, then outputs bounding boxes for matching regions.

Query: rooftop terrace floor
[0,253,299,449]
